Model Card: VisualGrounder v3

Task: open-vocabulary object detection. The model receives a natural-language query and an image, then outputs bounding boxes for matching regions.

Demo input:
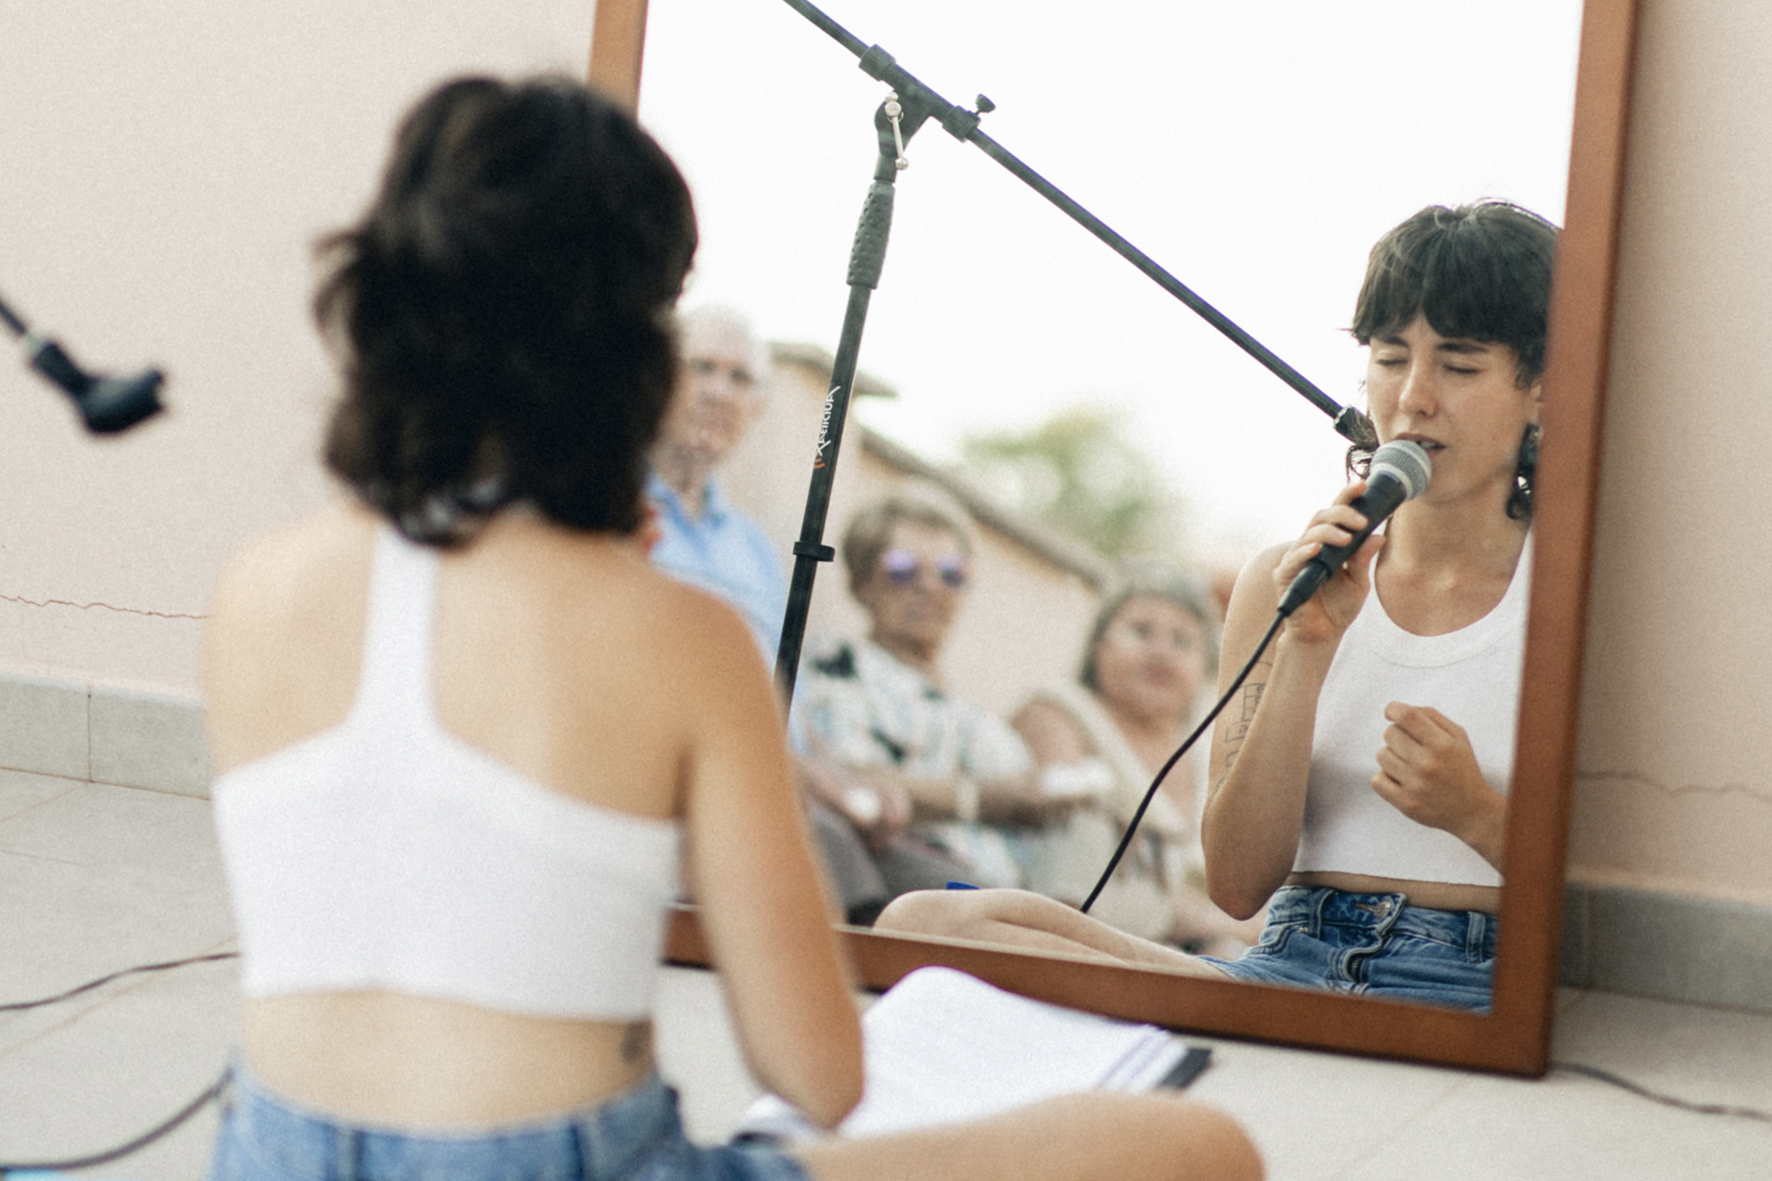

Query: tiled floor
[4,770,1769,1180]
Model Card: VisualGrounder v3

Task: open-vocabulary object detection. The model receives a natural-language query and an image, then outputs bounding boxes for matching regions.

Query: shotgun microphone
[1277,438,1431,617]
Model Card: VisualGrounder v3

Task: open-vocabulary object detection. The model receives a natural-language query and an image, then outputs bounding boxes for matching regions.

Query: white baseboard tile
[0,670,208,798]
[0,671,91,781]
[1562,879,1772,1014]
[90,685,210,797]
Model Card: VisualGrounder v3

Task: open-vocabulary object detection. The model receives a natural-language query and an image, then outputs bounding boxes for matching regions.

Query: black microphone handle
[1277,471,1409,617]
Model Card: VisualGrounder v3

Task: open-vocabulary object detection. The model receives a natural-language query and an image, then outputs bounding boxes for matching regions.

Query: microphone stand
[771,0,1362,702]
[772,91,921,700]
[0,288,164,434]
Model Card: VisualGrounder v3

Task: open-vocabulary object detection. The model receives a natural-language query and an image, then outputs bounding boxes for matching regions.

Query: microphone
[23,333,164,434]
[1277,438,1431,617]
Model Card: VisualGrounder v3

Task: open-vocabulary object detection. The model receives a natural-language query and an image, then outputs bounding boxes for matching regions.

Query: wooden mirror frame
[594,0,1638,1076]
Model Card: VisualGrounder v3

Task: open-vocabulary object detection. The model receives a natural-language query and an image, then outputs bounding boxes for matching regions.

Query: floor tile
[1180,1039,1479,1181]
[1329,1066,1772,1181]
[0,767,82,824]
[0,782,222,884]
[1552,989,1772,1112]
[0,849,235,1021]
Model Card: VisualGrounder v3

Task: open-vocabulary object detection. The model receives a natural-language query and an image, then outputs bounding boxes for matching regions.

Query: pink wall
[0,2,595,694]
[1569,0,1772,905]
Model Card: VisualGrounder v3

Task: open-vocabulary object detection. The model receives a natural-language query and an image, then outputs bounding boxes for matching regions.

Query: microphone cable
[1080,610,1286,915]
[1081,440,1431,915]
[0,950,238,1012]
[0,950,239,1177]
[0,1069,231,1178]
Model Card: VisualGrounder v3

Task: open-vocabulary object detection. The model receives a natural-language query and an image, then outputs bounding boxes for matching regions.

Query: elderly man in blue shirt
[648,305,787,658]
[650,307,964,924]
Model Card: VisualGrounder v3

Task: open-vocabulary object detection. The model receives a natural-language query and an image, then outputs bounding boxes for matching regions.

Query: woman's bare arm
[1011,698,1092,767]
[678,601,863,1128]
[1200,486,1385,919]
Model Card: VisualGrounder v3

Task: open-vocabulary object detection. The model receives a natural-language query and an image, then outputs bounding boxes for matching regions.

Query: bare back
[206,500,858,1127]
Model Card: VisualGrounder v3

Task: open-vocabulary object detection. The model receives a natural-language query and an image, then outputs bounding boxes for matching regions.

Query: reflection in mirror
[628,0,1596,1026]
[870,201,1553,1015]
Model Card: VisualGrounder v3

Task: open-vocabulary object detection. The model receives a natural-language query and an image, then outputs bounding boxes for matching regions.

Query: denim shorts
[208,1062,811,1181]
[1198,885,1497,1011]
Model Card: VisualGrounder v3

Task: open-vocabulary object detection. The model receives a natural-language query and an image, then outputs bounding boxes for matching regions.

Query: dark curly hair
[315,76,697,544]
[1344,201,1557,520]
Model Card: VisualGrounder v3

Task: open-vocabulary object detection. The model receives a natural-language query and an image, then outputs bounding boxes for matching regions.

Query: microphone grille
[1370,439,1432,500]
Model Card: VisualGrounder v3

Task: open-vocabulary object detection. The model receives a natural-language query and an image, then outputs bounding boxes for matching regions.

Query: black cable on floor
[1553,1061,1772,1123]
[0,1067,230,1176]
[0,951,239,1012]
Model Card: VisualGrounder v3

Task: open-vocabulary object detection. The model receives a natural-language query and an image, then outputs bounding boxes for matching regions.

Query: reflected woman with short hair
[881,201,1553,1012]
[204,75,1259,1181]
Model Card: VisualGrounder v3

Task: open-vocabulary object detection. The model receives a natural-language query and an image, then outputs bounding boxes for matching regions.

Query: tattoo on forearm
[1217,682,1266,774]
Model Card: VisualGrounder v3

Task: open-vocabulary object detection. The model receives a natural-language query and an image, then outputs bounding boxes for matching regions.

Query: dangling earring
[1342,408,1380,480]
[1510,423,1540,519]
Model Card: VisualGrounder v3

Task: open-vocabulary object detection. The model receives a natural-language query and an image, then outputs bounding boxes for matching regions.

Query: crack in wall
[0,592,205,621]
[1577,768,1772,806]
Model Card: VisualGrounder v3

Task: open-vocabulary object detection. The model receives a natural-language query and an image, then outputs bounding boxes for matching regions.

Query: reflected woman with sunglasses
[795,494,1064,921]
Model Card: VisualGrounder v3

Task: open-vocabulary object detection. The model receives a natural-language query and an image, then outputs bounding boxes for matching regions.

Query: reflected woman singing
[881,201,1553,1012]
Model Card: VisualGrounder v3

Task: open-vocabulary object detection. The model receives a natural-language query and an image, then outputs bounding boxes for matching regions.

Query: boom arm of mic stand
[775,0,1365,442]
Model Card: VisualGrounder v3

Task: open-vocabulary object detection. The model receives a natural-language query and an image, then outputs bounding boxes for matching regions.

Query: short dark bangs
[1351,202,1558,387]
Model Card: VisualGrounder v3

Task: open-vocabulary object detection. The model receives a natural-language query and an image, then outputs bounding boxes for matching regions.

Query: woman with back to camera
[203,76,1258,1181]
[881,201,1551,1011]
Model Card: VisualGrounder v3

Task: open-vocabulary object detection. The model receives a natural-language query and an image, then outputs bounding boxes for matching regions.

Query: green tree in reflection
[961,406,1187,561]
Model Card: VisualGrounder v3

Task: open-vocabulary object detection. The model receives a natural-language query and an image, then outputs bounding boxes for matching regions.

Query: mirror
[597,0,1636,1072]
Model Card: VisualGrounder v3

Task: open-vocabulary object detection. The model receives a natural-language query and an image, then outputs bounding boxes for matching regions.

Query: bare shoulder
[205,500,378,770]
[528,530,771,705]
[210,500,375,631]
[1012,695,1090,765]
[1230,542,1290,607]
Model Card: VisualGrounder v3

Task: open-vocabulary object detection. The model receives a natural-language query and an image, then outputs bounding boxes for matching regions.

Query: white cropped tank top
[212,527,682,1020]
[1292,541,1530,888]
